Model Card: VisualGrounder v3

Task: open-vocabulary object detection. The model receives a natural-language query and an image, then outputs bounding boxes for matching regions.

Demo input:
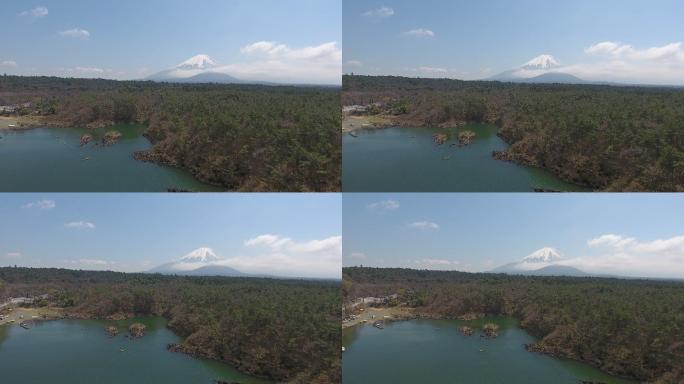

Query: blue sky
[1,0,341,84]
[343,194,684,279]
[343,0,684,84]
[0,194,341,278]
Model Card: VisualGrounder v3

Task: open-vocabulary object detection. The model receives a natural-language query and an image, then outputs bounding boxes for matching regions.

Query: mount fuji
[147,247,246,277]
[145,54,247,84]
[489,247,588,276]
[487,54,586,84]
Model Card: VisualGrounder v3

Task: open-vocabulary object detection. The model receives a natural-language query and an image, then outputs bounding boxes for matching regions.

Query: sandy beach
[0,307,64,327]
[0,115,48,130]
[342,306,414,329]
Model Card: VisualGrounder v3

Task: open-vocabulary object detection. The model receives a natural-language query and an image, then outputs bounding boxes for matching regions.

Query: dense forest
[343,267,684,384]
[343,75,684,191]
[0,267,341,383]
[0,75,341,191]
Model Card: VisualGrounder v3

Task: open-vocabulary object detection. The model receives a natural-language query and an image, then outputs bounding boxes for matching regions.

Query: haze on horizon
[0,194,341,279]
[343,193,684,280]
[343,0,684,85]
[1,0,342,85]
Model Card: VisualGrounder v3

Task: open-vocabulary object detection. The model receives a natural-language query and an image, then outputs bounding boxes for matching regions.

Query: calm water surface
[342,318,636,384]
[0,317,270,384]
[343,124,588,192]
[0,125,222,192]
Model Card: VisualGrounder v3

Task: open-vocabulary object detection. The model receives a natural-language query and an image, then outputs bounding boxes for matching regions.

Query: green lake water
[342,124,588,192]
[0,317,271,384]
[0,125,222,192]
[342,318,636,384]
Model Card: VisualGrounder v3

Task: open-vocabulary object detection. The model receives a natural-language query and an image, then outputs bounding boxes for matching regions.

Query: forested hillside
[0,75,341,191]
[0,267,341,383]
[343,75,684,191]
[343,267,684,383]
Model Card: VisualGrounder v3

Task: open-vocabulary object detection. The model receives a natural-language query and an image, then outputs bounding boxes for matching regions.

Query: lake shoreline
[343,306,638,383]
[0,120,232,192]
[343,121,595,192]
[0,307,273,382]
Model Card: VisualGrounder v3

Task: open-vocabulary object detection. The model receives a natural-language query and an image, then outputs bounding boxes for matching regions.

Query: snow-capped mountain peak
[179,247,220,263]
[521,54,560,70]
[176,54,217,70]
[522,247,563,263]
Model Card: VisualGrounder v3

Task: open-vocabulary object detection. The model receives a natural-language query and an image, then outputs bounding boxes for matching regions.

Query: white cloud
[19,6,48,18]
[587,234,636,248]
[413,258,459,270]
[362,6,394,18]
[558,234,684,278]
[74,67,105,74]
[22,199,56,210]
[59,28,90,39]
[403,28,435,38]
[348,252,366,260]
[6,252,22,258]
[210,41,341,85]
[223,234,341,278]
[417,66,447,74]
[551,41,684,85]
[239,41,340,61]
[366,199,400,211]
[65,258,114,269]
[64,221,96,230]
[1,60,17,68]
[346,60,363,67]
[585,41,684,61]
[407,221,440,230]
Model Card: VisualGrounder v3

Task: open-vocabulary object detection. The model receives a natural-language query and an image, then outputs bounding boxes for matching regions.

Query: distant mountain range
[489,247,589,277]
[147,247,247,277]
[145,54,276,85]
[487,54,587,84]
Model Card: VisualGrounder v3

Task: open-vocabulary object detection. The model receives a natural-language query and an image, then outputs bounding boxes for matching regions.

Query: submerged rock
[128,323,146,338]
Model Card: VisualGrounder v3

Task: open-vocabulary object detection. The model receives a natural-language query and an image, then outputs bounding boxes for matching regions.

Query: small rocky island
[482,323,499,338]
[102,130,122,146]
[105,325,119,337]
[433,133,448,145]
[458,325,474,336]
[457,130,476,146]
[80,134,93,146]
[128,323,146,338]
